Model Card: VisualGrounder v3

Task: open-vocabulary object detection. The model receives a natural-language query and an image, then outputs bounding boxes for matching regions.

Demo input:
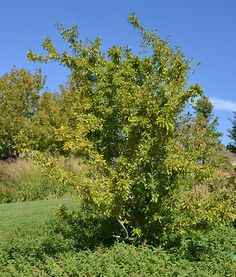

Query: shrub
[28,14,204,243]
[0,234,235,276]
[160,225,236,262]
[0,224,75,262]
[1,207,235,276]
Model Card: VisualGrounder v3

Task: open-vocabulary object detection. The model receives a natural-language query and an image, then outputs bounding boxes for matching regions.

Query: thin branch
[117,219,129,240]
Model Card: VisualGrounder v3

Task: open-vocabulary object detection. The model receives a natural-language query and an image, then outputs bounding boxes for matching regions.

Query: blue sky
[1,0,236,144]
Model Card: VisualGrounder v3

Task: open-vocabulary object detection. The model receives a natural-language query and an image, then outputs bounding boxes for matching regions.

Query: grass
[0,158,79,203]
[0,198,79,237]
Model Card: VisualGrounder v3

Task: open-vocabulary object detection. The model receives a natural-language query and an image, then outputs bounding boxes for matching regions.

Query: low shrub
[0,210,235,276]
[160,225,236,262]
[0,239,235,276]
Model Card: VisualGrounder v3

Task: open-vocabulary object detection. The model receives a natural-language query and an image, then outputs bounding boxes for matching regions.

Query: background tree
[192,95,224,167]
[166,96,234,233]
[171,95,230,177]
[0,68,45,159]
[29,91,65,153]
[227,112,236,153]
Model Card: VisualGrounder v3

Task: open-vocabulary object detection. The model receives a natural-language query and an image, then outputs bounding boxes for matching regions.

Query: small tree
[28,15,202,242]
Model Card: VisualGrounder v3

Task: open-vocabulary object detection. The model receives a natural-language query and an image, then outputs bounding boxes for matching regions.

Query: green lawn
[0,198,79,237]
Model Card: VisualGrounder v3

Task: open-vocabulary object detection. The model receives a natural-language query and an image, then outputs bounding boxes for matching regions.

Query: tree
[167,96,234,233]
[0,68,45,159]
[28,15,203,242]
[192,96,223,167]
[29,91,65,153]
[171,95,232,182]
[227,112,236,153]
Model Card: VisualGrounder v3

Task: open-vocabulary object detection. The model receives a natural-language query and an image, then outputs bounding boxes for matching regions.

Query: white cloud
[210,98,236,112]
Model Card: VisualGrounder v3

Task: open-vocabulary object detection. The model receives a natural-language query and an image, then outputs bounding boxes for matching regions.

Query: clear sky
[1,0,236,144]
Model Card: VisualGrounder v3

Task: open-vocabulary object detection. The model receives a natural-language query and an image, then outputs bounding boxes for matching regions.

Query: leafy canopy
[0,68,45,159]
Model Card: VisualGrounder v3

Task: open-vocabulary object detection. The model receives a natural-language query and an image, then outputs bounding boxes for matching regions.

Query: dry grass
[0,159,41,184]
[194,183,210,197]
[64,157,90,176]
[0,158,84,203]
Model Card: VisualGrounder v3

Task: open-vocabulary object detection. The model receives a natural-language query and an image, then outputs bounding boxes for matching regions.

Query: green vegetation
[0,14,235,275]
[228,111,236,153]
[0,159,79,203]
[0,68,45,159]
[0,216,235,276]
[0,198,79,237]
[27,14,234,242]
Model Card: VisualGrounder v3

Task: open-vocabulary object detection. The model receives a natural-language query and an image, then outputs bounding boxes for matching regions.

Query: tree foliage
[28,14,206,241]
[167,96,235,233]
[227,112,236,153]
[0,68,45,159]
[29,91,65,153]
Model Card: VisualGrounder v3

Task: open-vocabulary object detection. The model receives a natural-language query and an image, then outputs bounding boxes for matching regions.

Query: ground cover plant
[0,214,235,276]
